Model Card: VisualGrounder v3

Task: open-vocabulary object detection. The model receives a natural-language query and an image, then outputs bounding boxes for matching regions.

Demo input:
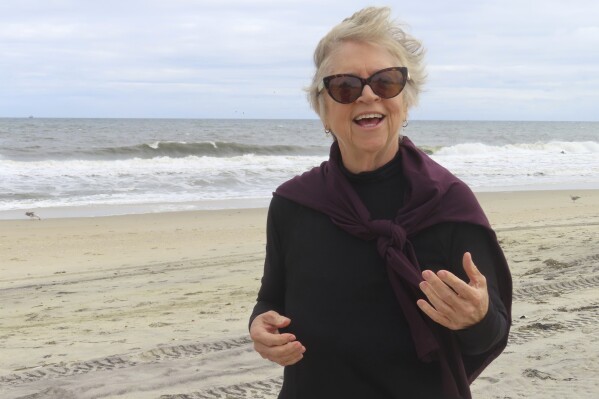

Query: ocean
[1,118,598,219]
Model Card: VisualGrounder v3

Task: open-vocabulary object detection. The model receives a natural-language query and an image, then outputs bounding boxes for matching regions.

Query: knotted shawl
[275,136,512,399]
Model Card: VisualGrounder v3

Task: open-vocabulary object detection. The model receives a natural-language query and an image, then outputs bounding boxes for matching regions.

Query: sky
[1,0,598,121]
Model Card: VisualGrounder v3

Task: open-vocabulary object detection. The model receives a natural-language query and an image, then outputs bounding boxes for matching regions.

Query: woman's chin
[352,133,395,154]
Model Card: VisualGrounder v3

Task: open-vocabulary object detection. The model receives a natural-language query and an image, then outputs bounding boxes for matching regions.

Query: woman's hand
[417,252,489,330]
[249,310,306,366]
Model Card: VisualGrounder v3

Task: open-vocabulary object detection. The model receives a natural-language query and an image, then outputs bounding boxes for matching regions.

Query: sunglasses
[318,67,409,104]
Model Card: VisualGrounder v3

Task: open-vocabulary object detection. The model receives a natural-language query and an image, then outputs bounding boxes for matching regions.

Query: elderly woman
[249,7,511,399]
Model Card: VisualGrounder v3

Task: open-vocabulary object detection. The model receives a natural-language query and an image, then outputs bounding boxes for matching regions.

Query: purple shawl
[275,136,512,399]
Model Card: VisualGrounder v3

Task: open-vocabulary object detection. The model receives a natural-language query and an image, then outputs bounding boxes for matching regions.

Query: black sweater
[250,155,508,399]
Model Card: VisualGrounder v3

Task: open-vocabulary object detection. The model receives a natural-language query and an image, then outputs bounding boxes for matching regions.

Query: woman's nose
[357,84,380,103]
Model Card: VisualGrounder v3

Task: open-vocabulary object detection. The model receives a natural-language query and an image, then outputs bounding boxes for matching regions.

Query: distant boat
[28,115,34,118]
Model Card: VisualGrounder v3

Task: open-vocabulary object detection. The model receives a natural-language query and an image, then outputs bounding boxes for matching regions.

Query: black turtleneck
[250,152,508,399]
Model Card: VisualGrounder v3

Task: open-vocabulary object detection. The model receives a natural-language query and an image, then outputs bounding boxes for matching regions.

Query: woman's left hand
[417,252,489,330]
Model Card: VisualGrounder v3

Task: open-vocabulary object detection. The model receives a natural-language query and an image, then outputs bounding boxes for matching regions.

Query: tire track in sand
[0,336,252,386]
[158,377,283,399]
[508,305,599,346]
[513,275,599,301]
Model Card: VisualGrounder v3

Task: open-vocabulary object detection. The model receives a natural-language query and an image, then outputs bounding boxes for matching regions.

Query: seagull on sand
[570,195,581,203]
[25,211,41,220]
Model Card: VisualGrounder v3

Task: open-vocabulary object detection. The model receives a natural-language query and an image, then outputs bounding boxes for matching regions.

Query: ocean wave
[34,141,328,160]
[433,141,599,156]
[0,154,327,211]
[2,148,598,211]
[417,145,443,155]
[48,140,599,161]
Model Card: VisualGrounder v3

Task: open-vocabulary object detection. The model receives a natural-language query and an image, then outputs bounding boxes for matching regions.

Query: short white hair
[307,7,426,120]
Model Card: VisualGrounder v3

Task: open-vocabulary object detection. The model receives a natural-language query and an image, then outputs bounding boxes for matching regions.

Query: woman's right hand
[249,310,306,366]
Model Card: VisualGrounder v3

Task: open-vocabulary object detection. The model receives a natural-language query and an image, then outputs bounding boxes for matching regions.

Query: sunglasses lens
[323,68,407,104]
[327,76,363,104]
[370,69,406,99]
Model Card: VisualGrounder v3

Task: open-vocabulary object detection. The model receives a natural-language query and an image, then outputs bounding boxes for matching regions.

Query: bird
[570,195,580,203]
[25,211,41,220]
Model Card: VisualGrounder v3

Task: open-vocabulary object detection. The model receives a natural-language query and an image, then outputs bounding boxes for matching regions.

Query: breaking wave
[41,141,328,160]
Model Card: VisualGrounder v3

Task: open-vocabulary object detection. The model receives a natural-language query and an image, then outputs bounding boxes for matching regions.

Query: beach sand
[1,190,598,399]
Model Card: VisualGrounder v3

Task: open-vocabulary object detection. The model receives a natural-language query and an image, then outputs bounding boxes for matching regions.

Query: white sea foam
[435,141,599,156]
[0,155,327,211]
[432,141,599,191]
[2,143,598,212]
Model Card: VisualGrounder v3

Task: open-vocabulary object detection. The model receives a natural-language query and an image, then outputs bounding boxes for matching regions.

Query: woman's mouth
[353,113,385,128]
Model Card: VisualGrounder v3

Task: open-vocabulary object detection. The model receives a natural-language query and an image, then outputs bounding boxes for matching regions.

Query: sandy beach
[1,190,598,399]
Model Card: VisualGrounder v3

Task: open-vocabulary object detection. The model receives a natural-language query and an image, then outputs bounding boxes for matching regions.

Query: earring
[324,127,332,135]
[402,120,409,128]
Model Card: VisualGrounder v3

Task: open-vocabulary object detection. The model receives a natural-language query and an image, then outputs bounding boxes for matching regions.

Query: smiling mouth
[354,113,385,128]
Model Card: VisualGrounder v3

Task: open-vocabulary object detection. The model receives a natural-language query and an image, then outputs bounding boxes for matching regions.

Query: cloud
[0,0,598,120]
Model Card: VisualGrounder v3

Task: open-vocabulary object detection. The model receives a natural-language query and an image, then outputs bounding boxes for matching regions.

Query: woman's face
[322,41,407,173]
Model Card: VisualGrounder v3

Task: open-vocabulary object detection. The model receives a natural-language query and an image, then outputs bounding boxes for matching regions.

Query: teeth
[355,113,383,121]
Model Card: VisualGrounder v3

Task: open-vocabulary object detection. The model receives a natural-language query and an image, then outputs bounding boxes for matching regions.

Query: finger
[419,278,455,315]
[254,339,297,357]
[277,342,306,366]
[255,340,299,356]
[417,299,453,329]
[252,311,290,334]
[421,271,460,309]
[462,252,486,288]
[278,351,304,366]
[435,269,474,299]
[250,311,294,343]
[254,330,297,348]
[261,310,292,329]
[256,340,305,365]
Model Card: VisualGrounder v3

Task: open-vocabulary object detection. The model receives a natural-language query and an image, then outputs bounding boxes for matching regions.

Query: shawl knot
[370,219,408,260]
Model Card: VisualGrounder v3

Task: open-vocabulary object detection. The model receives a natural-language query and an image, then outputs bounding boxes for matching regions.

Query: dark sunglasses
[318,67,409,104]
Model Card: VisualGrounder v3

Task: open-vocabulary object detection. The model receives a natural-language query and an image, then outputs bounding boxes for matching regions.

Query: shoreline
[0,197,272,221]
[2,186,597,221]
[1,189,598,398]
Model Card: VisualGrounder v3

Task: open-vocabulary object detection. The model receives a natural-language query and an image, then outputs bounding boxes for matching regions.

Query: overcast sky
[1,0,598,120]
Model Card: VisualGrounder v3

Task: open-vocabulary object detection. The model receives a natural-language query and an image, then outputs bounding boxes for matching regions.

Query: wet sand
[1,190,598,398]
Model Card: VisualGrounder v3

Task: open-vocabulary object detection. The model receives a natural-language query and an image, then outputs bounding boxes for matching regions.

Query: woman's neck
[339,141,400,173]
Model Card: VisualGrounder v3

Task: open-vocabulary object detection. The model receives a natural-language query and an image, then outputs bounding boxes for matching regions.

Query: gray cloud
[0,0,598,120]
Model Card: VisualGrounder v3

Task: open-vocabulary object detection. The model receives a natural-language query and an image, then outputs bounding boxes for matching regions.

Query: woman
[250,7,511,399]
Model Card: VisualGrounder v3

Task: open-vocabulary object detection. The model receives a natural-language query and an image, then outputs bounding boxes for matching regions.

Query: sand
[1,190,598,399]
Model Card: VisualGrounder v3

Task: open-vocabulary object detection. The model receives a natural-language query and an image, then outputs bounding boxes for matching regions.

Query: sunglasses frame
[318,67,409,104]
